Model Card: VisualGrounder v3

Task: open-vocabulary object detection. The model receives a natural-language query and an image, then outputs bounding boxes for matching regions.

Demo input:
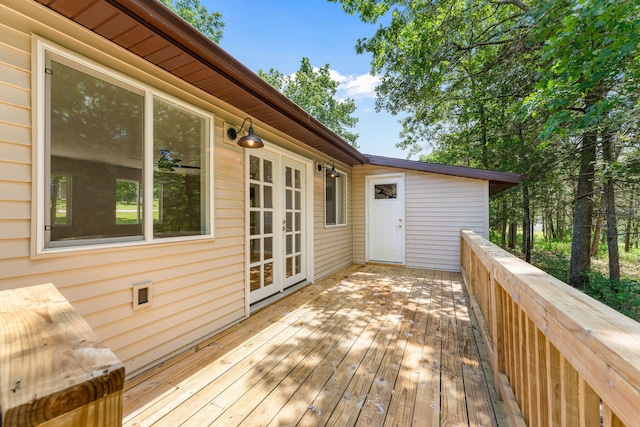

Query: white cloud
[330,70,381,99]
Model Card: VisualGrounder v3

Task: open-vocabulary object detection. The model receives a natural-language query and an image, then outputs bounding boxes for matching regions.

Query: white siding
[353,165,489,272]
[0,1,248,377]
[405,171,488,271]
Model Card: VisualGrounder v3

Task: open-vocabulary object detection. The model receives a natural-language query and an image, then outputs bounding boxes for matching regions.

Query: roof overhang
[364,155,523,196]
[35,0,367,166]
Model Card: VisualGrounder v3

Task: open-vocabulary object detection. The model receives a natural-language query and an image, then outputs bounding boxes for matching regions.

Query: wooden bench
[0,283,124,426]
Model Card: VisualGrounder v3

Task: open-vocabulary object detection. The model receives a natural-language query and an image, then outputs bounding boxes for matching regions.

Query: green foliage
[491,232,640,321]
[525,0,640,136]
[259,57,360,147]
[160,0,224,43]
[584,273,640,321]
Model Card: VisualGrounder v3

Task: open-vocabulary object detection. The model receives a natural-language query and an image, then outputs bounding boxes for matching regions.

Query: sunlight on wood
[123,264,507,426]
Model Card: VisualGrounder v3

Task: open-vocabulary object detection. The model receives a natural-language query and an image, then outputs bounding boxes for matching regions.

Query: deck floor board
[123,264,507,426]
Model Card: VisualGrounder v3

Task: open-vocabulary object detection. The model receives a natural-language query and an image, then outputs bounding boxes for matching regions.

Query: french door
[248,152,306,303]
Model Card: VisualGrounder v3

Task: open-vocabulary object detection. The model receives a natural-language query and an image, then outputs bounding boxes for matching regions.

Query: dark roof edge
[363,154,524,195]
[108,0,367,165]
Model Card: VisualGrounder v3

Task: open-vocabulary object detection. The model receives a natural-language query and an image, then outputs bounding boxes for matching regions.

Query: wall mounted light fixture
[317,160,340,178]
[226,117,264,148]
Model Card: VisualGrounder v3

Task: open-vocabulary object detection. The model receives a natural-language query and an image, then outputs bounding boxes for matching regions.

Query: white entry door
[248,152,307,303]
[367,175,404,264]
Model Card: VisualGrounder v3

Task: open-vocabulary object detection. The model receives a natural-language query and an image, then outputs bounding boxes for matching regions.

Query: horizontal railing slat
[460,229,640,427]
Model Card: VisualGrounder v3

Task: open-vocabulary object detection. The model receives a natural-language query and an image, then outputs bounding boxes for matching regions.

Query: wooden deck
[123,264,508,426]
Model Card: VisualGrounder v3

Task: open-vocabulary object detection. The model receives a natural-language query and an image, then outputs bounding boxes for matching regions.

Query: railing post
[490,265,504,399]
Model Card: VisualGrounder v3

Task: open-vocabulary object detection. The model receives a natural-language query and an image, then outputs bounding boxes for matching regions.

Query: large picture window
[325,168,347,226]
[41,46,212,250]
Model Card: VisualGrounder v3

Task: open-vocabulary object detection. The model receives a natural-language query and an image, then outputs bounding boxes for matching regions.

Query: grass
[490,231,640,322]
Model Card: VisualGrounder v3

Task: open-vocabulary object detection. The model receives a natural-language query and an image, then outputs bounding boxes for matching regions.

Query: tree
[334,0,640,288]
[160,0,224,43]
[258,57,359,147]
[525,0,640,287]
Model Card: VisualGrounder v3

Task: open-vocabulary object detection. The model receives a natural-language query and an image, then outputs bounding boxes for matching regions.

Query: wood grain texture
[0,283,124,427]
[462,229,640,427]
[123,265,505,426]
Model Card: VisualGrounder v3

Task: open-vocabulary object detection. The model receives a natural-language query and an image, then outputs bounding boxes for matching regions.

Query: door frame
[365,173,405,264]
[244,144,314,317]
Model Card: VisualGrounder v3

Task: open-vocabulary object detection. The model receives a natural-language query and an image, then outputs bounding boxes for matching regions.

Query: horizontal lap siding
[353,165,488,271]
[0,1,246,376]
[405,171,487,271]
[313,164,354,280]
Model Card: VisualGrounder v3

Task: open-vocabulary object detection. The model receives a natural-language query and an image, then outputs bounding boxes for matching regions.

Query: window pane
[286,234,292,255]
[153,97,209,238]
[48,58,144,245]
[286,167,292,187]
[264,262,273,286]
[250,211,261,235]
[286,189,292,210]
[250,266,261,291]
[116,179,141,225]
[325,171,337,225]
[250,238,260,263]
[250,183,260,208]
[50,174,70,225]
[375,183,397,199]
[264,185,273,209]
[286,257,293,278]
[294,169,300,189]
[250,155,260,180]
[264,211,273,234]
[325,169,346,226]
[263,159,273,183]
[264,237,273,260]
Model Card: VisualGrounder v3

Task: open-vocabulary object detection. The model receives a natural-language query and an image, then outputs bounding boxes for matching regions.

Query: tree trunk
[591,192,604,257]
[480,103,488,169]
[548,214,556,239]
[522,182,531,262]
[602,131,620,282]
[625,190,635,252]
[508,223,517,249]
[569,117,598,288]
[499,197,507,247]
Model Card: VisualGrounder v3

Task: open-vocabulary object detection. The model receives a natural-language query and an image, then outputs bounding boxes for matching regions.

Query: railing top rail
[461,229,640,426]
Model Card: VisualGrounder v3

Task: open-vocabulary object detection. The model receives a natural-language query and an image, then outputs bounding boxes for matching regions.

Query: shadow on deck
[123,264,508,426]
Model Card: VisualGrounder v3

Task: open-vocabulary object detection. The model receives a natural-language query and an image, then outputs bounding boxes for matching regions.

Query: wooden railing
[460,230,640,427]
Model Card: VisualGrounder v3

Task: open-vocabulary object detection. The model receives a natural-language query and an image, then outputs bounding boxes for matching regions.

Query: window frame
[35,39,214,255]
[324,166,348,227]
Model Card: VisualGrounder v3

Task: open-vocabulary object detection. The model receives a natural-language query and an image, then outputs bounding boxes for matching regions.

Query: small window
[374,183,397,199]
[325,168,347,226]
[41,44,212,251]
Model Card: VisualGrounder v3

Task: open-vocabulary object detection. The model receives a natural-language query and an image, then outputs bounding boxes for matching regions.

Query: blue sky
[206,0,415,159]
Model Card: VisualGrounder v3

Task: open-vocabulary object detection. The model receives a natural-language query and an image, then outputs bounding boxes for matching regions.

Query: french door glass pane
[264,160,273,183]
[250,266,260,291]
[264,185,273,208]
[250,155,260,180]
[264,211,273,234]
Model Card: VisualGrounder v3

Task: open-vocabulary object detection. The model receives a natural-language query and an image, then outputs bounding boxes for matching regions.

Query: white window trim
[324,166,348,227]
[34,38,215,256]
